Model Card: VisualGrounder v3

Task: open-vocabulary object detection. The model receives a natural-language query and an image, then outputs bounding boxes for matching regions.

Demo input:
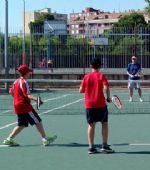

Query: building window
[71,30,75,34]
[76,30,79,34]
[105,15,108,19]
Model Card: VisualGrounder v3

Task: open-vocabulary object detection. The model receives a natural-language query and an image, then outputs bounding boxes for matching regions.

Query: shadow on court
[5,143,150,155]
[12,143,89,148]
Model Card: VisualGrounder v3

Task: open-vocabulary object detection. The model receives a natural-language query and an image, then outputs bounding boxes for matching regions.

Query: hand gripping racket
[37,95,43,110]
[111,95,123,109]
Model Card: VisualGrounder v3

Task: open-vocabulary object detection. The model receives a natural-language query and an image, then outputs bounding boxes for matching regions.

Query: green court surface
[0,89,150,170]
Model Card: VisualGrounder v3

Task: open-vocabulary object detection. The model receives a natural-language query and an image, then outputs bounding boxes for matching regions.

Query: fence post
[4,0,9,92]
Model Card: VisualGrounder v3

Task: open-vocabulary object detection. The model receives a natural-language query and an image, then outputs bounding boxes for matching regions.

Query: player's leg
[28,109,57,146]
[3,126,25,145]
[88,123,96,147]
[101,122,114,153]
[86,108,98,154]
[128,81,133,102]
[35,122,56,146]
[7,126,25,139]
[35,122,46,138]
[87,123,98,154]
[3,114,26,146]
[100,107,114,153]
[137,82,143,102]
[129,88,133,101]
[101,122,108,145]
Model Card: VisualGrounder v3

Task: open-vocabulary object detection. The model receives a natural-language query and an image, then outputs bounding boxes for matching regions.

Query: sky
[0,0,147,32]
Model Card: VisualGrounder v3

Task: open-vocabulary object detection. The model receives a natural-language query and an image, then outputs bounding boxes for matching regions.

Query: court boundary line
[0,98,83,131]
[130,143,150,146]
[0,94,73,115]
[41,98,83,115]
[0,122,17,130]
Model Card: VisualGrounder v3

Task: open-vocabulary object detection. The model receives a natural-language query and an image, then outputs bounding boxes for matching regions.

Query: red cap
[18,65,33,75]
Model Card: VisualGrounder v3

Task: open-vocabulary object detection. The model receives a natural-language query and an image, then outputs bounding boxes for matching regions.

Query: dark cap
[17,65,33,75]
[90,58,102,69]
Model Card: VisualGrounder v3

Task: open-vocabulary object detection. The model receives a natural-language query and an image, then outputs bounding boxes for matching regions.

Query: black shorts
[86,107,108,124]
[17,109,41,127]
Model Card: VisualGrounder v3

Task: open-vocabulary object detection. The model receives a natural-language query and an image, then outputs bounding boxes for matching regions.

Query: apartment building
[68,7,149,36]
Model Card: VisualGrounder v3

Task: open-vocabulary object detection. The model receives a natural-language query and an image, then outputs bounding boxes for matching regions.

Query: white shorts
[128,80,141,89]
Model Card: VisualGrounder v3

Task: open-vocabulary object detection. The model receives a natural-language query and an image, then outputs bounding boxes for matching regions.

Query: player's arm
[135,66,143,78]
[9,87,14,97]
[21,82,38,102]
[27,95,38,102]
[127,64,134,77]
[127,71,134,78]
[103,76,111,103]
[104,85,111,103]
[79,85,85,93]
[79,78,86,93]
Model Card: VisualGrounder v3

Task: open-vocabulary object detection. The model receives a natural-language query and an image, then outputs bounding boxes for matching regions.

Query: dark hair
[90,58,102,69]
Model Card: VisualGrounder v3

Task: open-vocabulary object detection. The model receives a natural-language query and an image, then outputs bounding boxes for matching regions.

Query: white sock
[42,138,47,142]
[7,137,12,141]
[89,144,94,149]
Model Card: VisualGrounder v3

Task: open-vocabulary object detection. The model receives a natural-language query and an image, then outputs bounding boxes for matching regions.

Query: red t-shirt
[11,77,32,114]
[81,71,109,108]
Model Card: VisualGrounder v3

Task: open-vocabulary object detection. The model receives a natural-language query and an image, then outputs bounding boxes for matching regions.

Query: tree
[104,13,148,56]
[145,0,150,16]
[113,13,147,28]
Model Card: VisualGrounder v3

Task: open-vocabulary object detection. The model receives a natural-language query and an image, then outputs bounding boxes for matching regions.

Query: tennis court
[0,88,150,170]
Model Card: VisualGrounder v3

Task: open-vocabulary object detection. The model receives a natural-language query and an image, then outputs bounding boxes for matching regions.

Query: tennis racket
[111,95,123,109]
[37,95,43,110]
[136,71,143,78]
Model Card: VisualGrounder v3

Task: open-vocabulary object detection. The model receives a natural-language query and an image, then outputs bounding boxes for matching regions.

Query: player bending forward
[3,65,57,146]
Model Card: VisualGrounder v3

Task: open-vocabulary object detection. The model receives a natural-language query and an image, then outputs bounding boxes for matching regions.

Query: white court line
[0,94,72,115]
[0,145,9,147]
[41,98,83,115]
[43,94,72,102]
[0,98,83,131]
[1,110,11,114]
[0,122,17,130]
[130,143,150,146]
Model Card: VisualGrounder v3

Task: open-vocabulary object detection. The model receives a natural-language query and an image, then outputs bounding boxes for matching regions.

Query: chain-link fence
[0,27,150,71]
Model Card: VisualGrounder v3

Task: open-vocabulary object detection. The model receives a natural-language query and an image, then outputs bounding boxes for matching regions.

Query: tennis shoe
[88,147,99,154]
[100,144,115,153]
[139,98,143,102]
[129,97,133,102]
[3,138,19,146]
[42,135,57,146]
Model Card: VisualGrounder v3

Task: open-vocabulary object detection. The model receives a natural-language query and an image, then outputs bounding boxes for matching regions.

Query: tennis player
[79,58,114,154]
[127,56,143,102]
[3,65,57,146]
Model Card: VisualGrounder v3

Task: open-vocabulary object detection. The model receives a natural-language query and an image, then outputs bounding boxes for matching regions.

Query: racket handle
[39,96,43,105]
[106,97,111,103]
